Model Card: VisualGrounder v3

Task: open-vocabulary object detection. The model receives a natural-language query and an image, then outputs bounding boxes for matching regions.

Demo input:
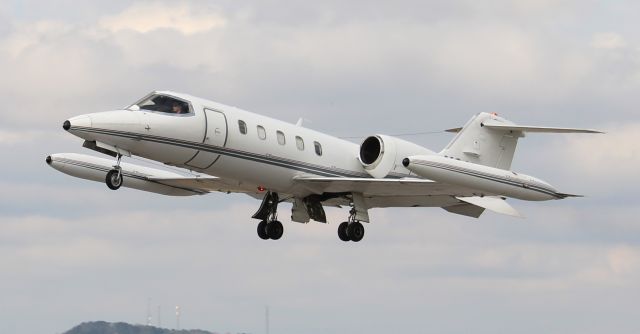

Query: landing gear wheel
[106,169,123,190]
[338,222,350,241]
[347,221,365,242]
[257,220,269,240]
[266,220,284,240]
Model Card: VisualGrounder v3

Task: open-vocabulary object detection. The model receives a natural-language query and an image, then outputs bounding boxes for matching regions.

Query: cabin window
[238,120,247,134]
[276,131,286,145]
[295,136,304,151]
[314,141,323,156]
[257,125,266,140]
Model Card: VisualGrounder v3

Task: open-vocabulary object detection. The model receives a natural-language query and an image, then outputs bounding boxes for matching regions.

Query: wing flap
[293,176,477,197]
[147,176,252,194]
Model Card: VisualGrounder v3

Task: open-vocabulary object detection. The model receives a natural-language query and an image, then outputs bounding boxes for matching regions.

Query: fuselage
[64,91,560,201]
[65,91,406,197]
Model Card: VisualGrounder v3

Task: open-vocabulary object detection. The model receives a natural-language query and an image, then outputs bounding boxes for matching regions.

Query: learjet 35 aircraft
[47,91,601,242]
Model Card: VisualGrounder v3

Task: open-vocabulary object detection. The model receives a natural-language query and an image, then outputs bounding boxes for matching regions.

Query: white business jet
[47,91,601,242]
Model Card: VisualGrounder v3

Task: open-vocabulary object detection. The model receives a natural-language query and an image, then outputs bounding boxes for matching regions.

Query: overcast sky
[0,1,639,334]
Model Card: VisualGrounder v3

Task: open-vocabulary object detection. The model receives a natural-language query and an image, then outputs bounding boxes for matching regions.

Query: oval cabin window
[238,120,247,134]
[257,125,266,140]
[314,141,323,156]
[296,136,304,151]
[277,131,286,145]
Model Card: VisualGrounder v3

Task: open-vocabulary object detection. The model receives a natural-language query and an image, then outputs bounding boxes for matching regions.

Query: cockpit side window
[132,94,191,115]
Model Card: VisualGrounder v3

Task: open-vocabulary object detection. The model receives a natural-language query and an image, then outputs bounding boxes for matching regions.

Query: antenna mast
[265,305,270,334]
[175,305,181,330]
[146,298,152,326]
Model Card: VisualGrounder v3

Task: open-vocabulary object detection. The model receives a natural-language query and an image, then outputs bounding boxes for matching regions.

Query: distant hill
[63,321,214,334]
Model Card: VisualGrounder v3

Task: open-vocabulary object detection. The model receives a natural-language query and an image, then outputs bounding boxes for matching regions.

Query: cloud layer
[0,1,638,334]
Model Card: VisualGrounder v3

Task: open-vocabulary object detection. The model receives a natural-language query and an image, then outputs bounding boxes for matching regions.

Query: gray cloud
[0,1,638,334]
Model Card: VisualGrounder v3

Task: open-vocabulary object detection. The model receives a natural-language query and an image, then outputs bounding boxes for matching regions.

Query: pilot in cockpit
[172,101,184,114]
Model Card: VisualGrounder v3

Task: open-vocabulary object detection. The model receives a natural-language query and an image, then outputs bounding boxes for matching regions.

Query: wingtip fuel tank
[46,153,204,196]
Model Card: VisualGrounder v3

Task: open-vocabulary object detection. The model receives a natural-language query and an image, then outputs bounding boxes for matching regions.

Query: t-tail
[440,112,603,170]
[402,112,602,217]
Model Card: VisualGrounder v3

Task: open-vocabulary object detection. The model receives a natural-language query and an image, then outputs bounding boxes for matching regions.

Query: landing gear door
[184,108,228,170]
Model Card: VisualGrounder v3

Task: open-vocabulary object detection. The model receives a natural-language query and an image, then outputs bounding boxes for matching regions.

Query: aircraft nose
[64,115,92,131]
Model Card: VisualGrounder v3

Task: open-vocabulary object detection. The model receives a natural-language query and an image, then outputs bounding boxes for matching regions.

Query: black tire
[338,222,350,241]
[266,220,284,240]
[347,221,365,242]
[106,169,123,190]
[257,220,269,240]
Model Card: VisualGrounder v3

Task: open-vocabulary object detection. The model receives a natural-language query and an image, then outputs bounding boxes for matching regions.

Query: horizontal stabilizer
[456,196,522,217]
[482,120,603,134]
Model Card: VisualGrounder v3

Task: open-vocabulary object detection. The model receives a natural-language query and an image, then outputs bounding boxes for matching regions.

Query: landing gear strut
[106,154,123,190]
[253,192,284,240]
[338,208,365,242]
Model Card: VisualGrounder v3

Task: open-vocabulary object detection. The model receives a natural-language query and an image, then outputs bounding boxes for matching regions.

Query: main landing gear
[337,208,365,242]
[252,191,369,242]
[105,154,123,190]
[253,192,284,240]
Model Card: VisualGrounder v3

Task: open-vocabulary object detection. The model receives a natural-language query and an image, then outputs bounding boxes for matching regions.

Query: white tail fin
[441,113,521,170]
[441,112,603,170]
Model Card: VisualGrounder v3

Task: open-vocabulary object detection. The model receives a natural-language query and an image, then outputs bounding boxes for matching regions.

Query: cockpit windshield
[129,94,191,114]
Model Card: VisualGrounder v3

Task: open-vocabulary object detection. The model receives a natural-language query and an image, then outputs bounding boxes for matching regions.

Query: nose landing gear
[105,154,123,190]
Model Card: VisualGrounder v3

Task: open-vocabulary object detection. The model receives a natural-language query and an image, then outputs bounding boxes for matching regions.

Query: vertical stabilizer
[440,113,522,170]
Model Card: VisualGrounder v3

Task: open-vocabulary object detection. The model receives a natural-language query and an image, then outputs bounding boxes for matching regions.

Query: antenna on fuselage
[295,118,312,127]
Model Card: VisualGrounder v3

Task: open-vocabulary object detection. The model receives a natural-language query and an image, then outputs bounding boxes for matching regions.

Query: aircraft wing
[293,176,527,218]
[293,176,493,214]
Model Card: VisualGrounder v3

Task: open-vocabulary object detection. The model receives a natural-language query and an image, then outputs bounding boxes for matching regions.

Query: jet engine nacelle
[358,135,434,178]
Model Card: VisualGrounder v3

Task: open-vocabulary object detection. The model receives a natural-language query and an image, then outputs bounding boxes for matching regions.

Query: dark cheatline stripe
[70,126,405,179]
[55,158,206,195]
[411,159,563,199]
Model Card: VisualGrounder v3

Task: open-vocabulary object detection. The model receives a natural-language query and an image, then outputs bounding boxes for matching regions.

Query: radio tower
[146,298,152,326]
[175,305,181,330]
[265,305,270,334]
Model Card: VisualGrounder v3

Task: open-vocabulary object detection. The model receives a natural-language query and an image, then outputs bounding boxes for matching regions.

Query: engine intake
[358,135,434,178]
[360,136,382,165]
